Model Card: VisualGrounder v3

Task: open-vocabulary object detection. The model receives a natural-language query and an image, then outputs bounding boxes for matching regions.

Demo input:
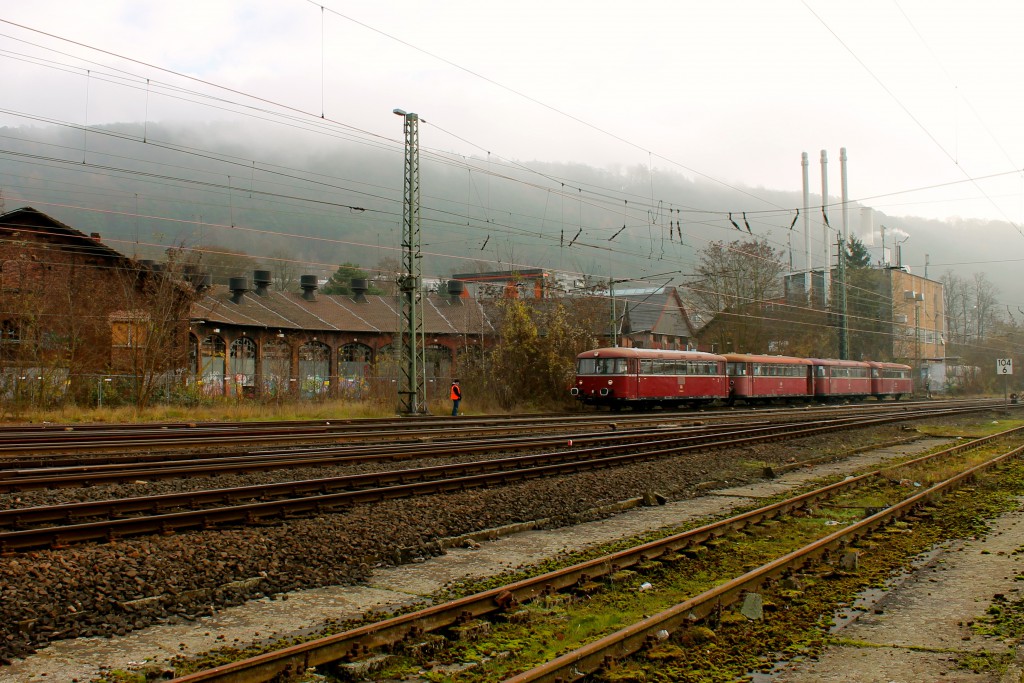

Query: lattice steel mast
[394,108,427,414]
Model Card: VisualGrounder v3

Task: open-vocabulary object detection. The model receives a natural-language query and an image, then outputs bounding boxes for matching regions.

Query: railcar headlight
[607,379,613,385]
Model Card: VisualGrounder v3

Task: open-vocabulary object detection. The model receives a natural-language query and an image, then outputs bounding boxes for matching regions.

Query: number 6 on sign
[997,358,1013,375]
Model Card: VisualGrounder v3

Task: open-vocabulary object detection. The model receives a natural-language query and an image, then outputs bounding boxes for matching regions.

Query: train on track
[570,347,913,409]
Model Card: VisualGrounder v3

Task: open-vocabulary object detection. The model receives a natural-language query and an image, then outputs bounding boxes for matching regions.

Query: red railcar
[723,354,813,403]
[867,361,913,400]
[571,347,728,408]
[809,359,872,399]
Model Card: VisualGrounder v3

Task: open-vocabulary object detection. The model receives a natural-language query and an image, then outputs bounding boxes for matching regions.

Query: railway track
[164,425,1024,682]
[0,398,997,457]
[0,402,1004,553]
[0,419,776,487]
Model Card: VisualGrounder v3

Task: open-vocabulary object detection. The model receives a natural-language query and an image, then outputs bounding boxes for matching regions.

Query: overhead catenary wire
[2,9,1015,321]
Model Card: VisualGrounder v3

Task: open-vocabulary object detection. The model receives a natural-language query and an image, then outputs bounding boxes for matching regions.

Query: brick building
[0,206,194,404]
[189,274,495,399]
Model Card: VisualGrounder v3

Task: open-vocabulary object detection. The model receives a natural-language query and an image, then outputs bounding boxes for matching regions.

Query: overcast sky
[3,0,1024,300]
[4,1,1024,221]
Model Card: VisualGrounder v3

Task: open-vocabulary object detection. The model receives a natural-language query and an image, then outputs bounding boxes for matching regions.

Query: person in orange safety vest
[450,379,462,416]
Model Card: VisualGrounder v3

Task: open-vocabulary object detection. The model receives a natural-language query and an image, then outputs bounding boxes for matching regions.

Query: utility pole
[394,108,426,414]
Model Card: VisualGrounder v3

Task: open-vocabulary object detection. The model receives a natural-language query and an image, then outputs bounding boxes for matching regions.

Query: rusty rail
[0,405,993,551]
[507,440,1024,681]
[0,398,999,458]
[163,425,1024,683]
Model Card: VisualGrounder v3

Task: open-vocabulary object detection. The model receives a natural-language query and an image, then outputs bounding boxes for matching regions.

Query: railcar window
[830,367,870,379]
[726,362,746,376]
[579,358,629,375]
[815,366,827,377]
[602,358,628,374]
[756,363,805,377]
[635,359,723,376]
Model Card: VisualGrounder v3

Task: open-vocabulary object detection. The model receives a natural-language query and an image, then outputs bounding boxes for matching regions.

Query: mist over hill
[0,120,1015,302]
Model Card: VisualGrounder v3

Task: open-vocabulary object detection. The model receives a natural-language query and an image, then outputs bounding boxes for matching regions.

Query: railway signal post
[997,358,1013,404]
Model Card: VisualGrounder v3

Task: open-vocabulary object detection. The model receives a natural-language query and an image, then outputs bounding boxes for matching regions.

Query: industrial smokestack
[860,207,874,246]
[820,150,830,303]
[840,147,849,247]
[801,152,810,300]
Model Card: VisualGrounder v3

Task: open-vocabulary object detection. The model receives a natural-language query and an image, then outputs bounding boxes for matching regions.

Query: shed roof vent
[300,274,318,302]
[229,277,249,304]
[253,270,272,297]
[447,280,465,305]
[350,278,368,303]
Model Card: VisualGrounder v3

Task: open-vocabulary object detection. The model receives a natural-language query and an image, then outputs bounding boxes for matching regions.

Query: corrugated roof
[193,286,495,335]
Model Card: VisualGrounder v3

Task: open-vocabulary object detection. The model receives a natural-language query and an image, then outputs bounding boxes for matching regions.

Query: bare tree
[692,237,787,352]
[265,249,300,292]
[372,256,401,295]
[109,249,202,408]
[942,271,1000,344]
[193,245,259,284]
[972,272,999,341]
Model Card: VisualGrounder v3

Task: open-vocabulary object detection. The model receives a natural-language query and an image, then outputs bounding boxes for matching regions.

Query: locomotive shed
[0,402,1018,681]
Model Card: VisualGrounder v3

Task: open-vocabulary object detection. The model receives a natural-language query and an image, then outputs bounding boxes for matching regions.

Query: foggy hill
[0,121,1014,300]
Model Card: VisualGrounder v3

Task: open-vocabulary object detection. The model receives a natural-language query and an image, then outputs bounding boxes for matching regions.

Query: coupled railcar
[867,361,913,400]
[809,359,872,399]
[571,347,728,408]
[572,347,915,409]
[723,353,813,404]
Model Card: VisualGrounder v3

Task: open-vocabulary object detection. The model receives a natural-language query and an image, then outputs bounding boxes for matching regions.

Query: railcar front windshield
[577,357,630,375]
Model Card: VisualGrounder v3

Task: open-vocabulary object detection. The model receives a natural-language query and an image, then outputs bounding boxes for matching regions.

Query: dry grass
[4,399,397,425]
[0,394,542,425]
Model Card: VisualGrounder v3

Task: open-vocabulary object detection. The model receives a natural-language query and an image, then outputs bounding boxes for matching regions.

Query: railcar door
[622,357,640,400]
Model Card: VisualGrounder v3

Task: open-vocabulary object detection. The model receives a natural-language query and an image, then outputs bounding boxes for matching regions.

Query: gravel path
[2,432,966,683]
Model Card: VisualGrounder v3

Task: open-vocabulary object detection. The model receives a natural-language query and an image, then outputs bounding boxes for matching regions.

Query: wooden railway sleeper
[494,589,519,611]
[402,625,425,644]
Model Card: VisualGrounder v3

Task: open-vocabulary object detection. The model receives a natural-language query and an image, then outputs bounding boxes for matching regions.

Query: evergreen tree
[322,263,383,295]
[845,235,872,269]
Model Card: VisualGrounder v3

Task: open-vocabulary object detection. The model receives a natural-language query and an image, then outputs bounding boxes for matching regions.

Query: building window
[110,311,150,349]
[1,319,19,344]
[340,343,373,379]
